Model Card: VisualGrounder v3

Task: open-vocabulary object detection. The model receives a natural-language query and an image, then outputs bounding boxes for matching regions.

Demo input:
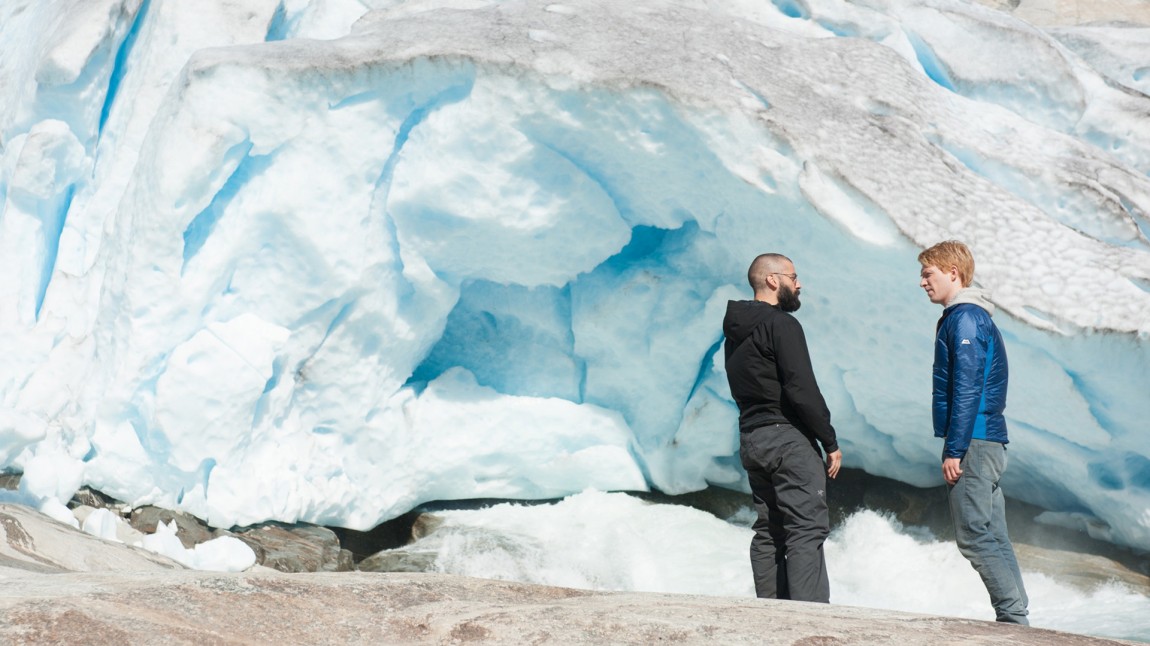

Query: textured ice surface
[1,0,1148,549]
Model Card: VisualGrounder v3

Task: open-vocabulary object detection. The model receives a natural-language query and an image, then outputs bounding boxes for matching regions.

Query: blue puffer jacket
[932,288,1009,458]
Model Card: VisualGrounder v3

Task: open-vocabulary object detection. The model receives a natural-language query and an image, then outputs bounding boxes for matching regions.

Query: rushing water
[408,490,1150,643]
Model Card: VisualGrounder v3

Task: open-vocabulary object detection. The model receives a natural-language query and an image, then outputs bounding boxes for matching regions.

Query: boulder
[231,523,353,573]
[129,506,216,549]
[70,487,123,512]
[357,547,438,573]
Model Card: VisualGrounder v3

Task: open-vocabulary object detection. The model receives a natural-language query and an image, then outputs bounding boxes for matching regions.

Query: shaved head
[748,253,792,293]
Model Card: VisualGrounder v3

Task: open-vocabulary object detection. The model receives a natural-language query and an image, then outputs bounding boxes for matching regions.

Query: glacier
[1,0,1149,557]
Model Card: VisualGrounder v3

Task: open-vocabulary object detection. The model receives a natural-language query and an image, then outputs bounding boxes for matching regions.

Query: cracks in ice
[1112,191,1150,250]
[531,137,633,223]
[904,31,956,92]
[272,298,358,422]
[265,2,290,42]
[685,337,722,404]
[252,356,286,429]
[33,183,76,320]
[732,79,771,110]
[180,141,263,273]
[769,0,809,20]
[297,300,355,389]
[370,65,476,285]
[98,0,152,139]
[377,72,477,199]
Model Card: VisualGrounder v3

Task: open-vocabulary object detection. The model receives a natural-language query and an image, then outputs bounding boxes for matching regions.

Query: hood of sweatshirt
[947,287,995,316]
[723,299,777,346]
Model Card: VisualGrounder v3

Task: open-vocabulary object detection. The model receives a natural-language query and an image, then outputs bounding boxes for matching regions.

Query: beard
[777,283,802,312]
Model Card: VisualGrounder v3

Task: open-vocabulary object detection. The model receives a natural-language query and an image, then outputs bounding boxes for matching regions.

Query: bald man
[723,253,841,602]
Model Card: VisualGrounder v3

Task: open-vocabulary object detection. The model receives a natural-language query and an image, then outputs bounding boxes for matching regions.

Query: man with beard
[722,253,841,603]
[919,240,1029,624]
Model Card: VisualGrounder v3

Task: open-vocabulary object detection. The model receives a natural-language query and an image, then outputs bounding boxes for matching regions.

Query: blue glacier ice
[1,0,1149,566]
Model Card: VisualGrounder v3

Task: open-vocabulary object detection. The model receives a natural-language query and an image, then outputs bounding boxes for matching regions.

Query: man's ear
[947,265,960,282]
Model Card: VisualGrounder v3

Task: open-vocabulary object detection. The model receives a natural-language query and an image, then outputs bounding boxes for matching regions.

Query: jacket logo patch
[961,339,971,345]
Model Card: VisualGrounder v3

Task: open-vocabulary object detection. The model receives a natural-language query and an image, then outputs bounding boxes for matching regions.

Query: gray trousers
[948,439,1029,624]
[741,423,830,602]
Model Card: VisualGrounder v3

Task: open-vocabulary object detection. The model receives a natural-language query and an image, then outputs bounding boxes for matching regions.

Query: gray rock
[0,569,1140,645]
[0,473,20,491]
[129,506,216,549]
[1015,543,1150,591]
[232,523,353,573]
[356,513,509,573]
[412,513,444,540]
[357,547,439,573]
[70,487,123,511]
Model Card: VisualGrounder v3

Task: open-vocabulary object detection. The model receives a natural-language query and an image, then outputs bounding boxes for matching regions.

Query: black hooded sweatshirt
[723,300,838,454]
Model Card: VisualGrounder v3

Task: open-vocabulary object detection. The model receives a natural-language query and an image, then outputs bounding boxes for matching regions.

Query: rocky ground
[0,503,1142,646]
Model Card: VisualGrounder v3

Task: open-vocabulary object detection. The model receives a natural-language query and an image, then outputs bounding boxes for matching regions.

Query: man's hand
[942,457,963,485]
[826,450,842,479]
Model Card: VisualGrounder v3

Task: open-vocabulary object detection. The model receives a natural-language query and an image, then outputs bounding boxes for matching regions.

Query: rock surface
[2,569,1141,645]
[230,523,355,573]
[129,506,217,549]
[0,504,181,575]
[0,503,1141,645]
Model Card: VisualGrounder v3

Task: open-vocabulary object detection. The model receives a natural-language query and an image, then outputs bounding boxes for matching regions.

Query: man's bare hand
[943,457,963,485]
[826,450,842,479]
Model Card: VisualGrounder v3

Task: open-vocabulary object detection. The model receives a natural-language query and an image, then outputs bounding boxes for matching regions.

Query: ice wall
[1,0,1148,547]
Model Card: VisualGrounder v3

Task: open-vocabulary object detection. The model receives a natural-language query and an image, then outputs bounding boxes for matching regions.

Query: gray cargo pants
[740,423,830,602]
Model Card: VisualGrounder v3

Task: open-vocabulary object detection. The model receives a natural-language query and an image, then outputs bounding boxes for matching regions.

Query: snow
[0,463,256,572]
[1,0,1149,573]
[140,519,256,572]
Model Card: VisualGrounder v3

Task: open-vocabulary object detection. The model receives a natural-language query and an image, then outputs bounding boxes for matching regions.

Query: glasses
[772,272,798,282]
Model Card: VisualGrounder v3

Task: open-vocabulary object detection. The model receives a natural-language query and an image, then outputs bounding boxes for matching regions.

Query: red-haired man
[919,240,1029,625]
